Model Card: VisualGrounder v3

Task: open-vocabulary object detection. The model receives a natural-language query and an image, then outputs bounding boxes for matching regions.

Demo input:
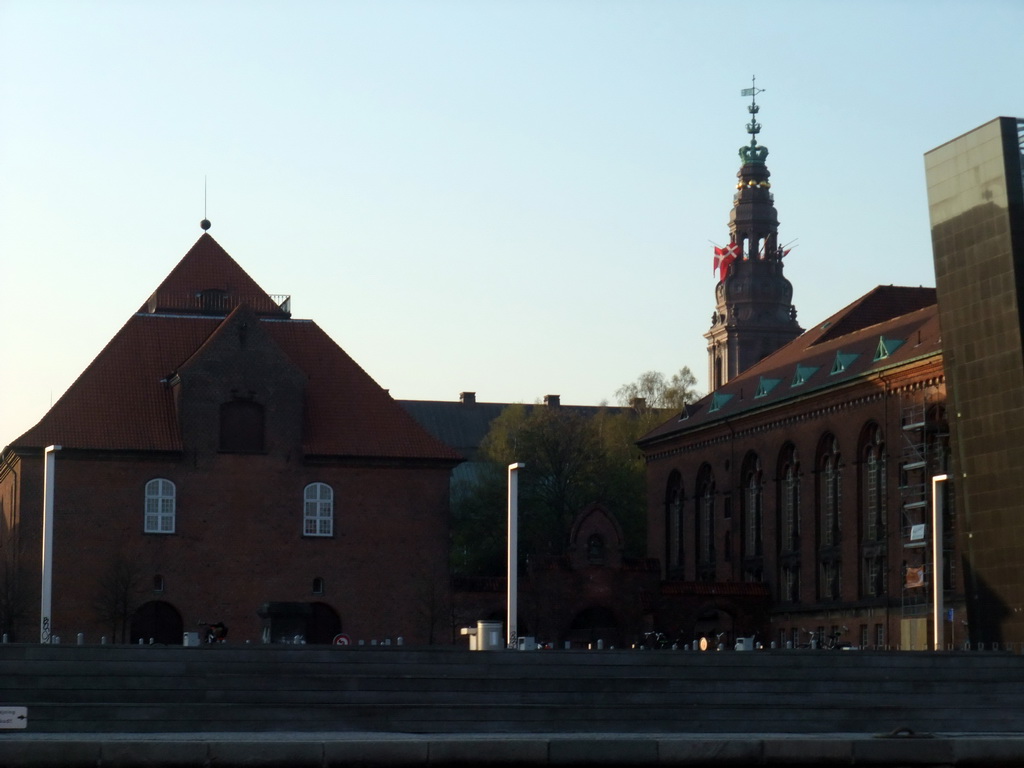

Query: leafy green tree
[450,369,700,579]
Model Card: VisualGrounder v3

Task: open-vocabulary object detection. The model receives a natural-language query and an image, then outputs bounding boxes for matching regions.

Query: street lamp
[507,462,524,649]
[41,445,61,644]
[932,474,948,651]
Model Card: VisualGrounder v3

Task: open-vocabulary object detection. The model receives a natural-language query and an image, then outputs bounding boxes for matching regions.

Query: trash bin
[476,620,504,651]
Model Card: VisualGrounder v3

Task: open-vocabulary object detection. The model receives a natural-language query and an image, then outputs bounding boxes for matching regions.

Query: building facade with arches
[0,232,461,645]
[640,286,955,649]
[639,94,957,649]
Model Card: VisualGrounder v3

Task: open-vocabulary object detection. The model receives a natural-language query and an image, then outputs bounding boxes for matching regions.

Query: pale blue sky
[1,0,1021,446]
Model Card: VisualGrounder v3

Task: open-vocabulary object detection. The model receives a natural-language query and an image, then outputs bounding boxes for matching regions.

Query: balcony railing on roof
[145,290,291,318]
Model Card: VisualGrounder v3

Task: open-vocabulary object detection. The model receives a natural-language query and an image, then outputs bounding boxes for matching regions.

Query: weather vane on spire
[738,76,768,165]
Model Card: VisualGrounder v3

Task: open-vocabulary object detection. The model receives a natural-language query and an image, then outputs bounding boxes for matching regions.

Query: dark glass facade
[927,117,1024,646]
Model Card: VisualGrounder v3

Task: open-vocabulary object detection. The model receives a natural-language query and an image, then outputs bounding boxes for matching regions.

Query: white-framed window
[304,482,334,537]
[145,478,176,534]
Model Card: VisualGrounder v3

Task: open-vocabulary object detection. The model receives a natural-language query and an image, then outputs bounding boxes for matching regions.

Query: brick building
[402,393,663,648]
[0,232,461,645]
[638,92,958,650]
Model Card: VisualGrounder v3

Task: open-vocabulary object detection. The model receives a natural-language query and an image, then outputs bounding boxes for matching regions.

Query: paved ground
[3,731,1024,766]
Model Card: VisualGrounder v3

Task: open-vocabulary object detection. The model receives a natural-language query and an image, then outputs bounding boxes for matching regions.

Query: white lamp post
[507,462,524,649]
[932,474,948,651]
[41,445,61,644]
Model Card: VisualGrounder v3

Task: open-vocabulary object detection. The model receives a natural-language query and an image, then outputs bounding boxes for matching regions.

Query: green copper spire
[739,76,768,165]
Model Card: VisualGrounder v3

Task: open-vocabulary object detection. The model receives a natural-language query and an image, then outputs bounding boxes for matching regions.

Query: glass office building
[926,117,1024,646]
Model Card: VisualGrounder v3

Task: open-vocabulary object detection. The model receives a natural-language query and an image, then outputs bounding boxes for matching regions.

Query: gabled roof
[9,235,460,463]
[639,286,941,447]
[142,233,290,317]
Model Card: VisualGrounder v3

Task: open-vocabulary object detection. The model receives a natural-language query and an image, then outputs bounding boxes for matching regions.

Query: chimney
[630,397,647,411]
[460,392,476,405]
[544,394,561,407]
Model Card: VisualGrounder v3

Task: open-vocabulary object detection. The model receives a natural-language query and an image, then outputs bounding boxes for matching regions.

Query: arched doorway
[306,602,341,644]
[693,607,735,649]
[565,606,620,648]
[130,601,183,645]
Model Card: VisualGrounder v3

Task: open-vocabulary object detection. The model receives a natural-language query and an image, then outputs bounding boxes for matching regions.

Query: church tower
[704,83,802,390]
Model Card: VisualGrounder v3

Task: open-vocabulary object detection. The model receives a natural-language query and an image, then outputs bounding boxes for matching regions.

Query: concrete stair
[2,644,1023,735]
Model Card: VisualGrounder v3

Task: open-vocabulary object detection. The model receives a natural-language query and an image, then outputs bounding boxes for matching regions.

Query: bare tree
[0,544,29,641]
[93,556,144,643]
[615,367,701,411]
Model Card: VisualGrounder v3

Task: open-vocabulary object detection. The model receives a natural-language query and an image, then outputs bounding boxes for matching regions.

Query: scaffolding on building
[899,401,930,622]
[898,396,954,646]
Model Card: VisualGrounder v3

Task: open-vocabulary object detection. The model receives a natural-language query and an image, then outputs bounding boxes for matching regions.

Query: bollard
[397,637,403,646]
[77,633,84,646]
[2,633,7,644]
[101,636,107,645]
[564,641,571,650]
[596,639,603,650]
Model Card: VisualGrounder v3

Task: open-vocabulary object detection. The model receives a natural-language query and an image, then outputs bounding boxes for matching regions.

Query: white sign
[0,707,27,729]
[910,524,927,541]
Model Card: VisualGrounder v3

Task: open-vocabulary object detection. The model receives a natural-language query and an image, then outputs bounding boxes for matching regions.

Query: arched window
[819,437,841,548]
[144,479,176,534]
[220,400,265,453]
[665,471,683,576]
[742,454,763,559]
[303,483,334,537]
[861,425,886,542]
[779,446,800,553]
[696,465,715,580]
[817,435,842,601]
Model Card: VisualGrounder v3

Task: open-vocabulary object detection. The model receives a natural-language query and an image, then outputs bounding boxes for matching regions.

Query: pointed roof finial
[739,76,768,165]
[200,176,211,231]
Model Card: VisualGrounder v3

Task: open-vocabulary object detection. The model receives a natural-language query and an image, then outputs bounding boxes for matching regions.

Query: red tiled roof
[640,286,942,445]
[10,235,461,462]
[141,233,289,316]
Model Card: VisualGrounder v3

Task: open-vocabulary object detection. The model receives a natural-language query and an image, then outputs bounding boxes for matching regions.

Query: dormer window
[755,377,781,398]
[792,365,819,387]
[708,392,734,413]
[830,352,859,375]
[874,336,905,361]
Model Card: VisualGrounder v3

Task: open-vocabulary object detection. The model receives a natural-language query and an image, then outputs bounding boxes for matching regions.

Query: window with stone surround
[144,478,176,534]
[303,482,334,537]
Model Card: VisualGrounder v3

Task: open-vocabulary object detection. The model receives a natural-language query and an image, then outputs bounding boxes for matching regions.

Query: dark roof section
[399,395,508,461]
[812,286,937,346]
[398,395,638,463]
[639,286,942,447]
[10,235,461,463]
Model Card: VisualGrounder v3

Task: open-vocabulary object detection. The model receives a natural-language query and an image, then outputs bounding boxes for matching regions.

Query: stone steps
[2,644,1023,734]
